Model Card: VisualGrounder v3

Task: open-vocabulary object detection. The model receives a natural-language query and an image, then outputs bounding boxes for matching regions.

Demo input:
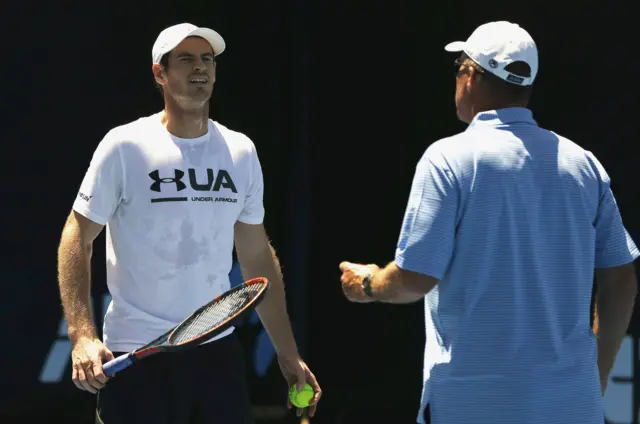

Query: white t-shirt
[72,112,265,352]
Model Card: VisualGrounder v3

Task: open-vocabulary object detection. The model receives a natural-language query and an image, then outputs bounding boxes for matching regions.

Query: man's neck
[161,99,210,139]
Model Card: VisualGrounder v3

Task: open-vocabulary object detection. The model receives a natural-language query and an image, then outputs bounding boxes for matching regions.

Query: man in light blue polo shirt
[339,21,638,424]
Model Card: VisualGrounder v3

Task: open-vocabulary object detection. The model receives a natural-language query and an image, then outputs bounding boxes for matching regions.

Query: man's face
[154,36,217,107]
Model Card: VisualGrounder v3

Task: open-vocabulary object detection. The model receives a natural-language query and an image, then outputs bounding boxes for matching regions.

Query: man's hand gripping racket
[102,277,270,377]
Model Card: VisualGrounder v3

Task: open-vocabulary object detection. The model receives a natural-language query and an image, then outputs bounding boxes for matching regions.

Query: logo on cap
[506,74,525,85]
[488,59,498,69]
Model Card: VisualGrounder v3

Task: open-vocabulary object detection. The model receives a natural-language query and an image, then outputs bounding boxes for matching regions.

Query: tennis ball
[289,383,314,408]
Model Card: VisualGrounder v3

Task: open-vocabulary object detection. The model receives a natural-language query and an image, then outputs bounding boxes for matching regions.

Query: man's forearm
[594,286,637,377]
[370,262,435,304]
[58,233,97,344]
[239,245,299,357]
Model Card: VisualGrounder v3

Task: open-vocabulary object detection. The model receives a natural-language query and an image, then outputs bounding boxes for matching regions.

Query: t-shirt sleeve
[72,133,125,225]
[587,152,640,268]
[394,149,459,280]
[237,141,265,225]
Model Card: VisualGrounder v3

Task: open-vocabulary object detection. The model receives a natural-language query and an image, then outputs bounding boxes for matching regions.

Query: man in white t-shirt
[56,23,321,424]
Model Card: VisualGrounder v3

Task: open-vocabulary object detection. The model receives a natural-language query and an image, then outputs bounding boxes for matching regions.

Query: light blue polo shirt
[395,107,639,424]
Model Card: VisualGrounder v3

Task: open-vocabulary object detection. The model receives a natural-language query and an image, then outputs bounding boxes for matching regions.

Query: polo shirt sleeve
[395,148,459,280]
[587,152,640,268]
[237,141,265,225]
[72,132,125,226]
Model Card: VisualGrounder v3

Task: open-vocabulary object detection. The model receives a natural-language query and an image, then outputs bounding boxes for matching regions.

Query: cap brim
[444,41,466,52]
[188,28,226,56]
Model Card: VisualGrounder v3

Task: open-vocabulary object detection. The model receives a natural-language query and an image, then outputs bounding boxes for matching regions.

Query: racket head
[166,277,270,349]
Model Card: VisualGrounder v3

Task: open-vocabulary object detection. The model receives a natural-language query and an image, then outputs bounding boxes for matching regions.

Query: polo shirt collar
[467,107,536,128]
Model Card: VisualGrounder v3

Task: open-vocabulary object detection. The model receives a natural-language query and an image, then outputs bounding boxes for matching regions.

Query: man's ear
[152,63,166,87]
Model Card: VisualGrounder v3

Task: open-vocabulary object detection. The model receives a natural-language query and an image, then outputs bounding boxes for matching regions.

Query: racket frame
[110,277,270,369]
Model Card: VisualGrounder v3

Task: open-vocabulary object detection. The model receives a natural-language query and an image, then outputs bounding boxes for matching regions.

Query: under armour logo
[149,169,187,192]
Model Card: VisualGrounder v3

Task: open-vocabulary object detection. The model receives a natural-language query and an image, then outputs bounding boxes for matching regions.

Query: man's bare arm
[57,210,104,344]
[234,221,298,357]
[234,221,322,414]
[594,262,638,391]
[371,262,438,303]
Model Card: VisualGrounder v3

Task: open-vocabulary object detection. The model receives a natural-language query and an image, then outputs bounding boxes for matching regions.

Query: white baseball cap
[445,21,538,86]
[152,23,226,64]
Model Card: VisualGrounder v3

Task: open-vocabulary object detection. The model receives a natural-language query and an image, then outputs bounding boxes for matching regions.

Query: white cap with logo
[152,23,226,64]
[445,21,538,86]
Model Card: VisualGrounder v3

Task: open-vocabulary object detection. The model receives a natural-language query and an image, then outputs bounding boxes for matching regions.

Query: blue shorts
[96,332,254,424]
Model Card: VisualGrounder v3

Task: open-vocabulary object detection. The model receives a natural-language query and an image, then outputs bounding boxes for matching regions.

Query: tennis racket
[102,276,270,377]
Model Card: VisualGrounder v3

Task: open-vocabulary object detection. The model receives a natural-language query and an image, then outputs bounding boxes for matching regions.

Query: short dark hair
[481,61,533,105]
[462,54,533,105]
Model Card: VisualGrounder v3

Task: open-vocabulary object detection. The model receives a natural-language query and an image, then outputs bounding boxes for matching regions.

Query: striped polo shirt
[394,107,639,424]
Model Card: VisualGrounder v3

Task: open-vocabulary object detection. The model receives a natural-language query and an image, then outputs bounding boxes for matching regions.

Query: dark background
[2,1,637,423]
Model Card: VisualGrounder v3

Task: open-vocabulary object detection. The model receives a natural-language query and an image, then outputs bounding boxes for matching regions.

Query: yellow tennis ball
[289,383,314,408]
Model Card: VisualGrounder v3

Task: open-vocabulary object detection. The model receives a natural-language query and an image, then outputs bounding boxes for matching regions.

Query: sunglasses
[453,58,484,77]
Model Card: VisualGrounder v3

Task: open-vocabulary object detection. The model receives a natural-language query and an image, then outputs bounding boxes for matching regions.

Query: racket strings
[170,285,261,345]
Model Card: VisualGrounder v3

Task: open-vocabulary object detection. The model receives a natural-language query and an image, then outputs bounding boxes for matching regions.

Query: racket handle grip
[103,353,133,377]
